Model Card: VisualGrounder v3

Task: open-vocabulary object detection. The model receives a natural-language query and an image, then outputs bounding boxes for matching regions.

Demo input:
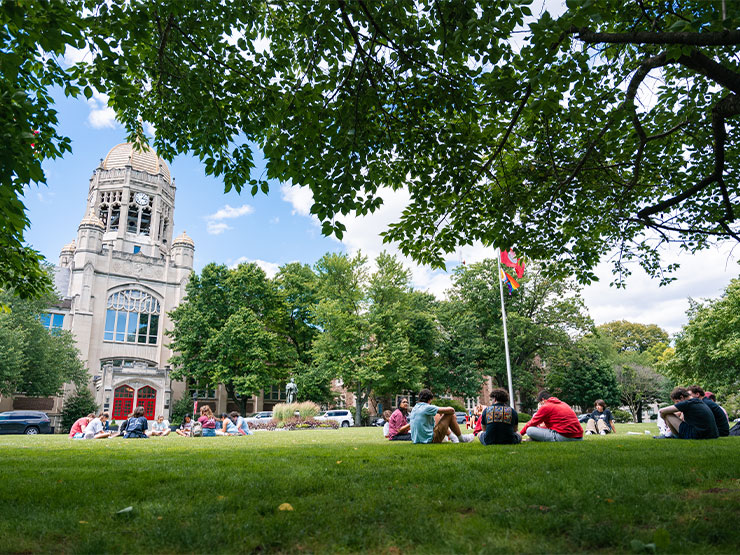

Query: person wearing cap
[688,385,730,437]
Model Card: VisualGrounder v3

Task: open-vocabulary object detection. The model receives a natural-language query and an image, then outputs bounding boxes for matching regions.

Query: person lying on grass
[83,412,112,439]
[176,414,193,436]
[520,390,583,442]
[479,388,521,445]
[69,413,94,439]
[150,415,171,436]
[585,399,616,436]
[388,398,411,441]
[408,388,474,444]
[688,385,729,437]
[660,387,719,440]
[123,406,149,438]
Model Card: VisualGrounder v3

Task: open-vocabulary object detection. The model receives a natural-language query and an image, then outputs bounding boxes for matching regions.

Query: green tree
[60,386,98,433]
[545,343,621,412]
[0,290,86,397]
[596,321,669,355]
[77,1,740,284]
[613,363,671,423]
[167,262,289,414]
[310,252,425,425]
[439,259,593,409]
[661,278,740,396]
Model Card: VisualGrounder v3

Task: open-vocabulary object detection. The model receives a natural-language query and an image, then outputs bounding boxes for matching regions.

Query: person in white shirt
[83,412,111,439]
[150,415,171,436]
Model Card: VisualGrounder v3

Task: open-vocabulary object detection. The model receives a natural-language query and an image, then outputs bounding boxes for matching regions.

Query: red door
[137,386,157,420]
[112,385,134,420]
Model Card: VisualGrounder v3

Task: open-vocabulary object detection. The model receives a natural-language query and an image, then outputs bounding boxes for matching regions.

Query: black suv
[0,411,52,435]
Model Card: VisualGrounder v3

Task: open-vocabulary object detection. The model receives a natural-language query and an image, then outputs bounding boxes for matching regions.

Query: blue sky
[22,91,740,336]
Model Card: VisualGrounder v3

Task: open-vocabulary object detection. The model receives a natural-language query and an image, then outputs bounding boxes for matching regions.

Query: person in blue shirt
[408,389,474,444]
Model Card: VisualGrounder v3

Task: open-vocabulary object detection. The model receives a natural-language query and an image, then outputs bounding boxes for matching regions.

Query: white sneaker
[460,434,475,443]
[585,431,594,435]
[449,434,460,443]
[599,430,607,435]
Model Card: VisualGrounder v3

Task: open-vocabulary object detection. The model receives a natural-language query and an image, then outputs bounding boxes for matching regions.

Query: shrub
[348,406,370,426]
[296,401,320,420]
[170,395,194,425]
[272,403,295,422]
[517,413,531,422]
[612,409,633,423]
[248,418,339,431]
[445,399,467,412]
[60,387,98,433]
[722,392,740,419]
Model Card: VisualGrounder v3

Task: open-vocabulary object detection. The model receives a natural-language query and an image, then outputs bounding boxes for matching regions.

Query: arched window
[103,289,160,344]
[112,385,134,420]
[137,386,157,420]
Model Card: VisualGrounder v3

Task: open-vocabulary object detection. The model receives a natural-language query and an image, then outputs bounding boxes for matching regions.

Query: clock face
[133,192,149,207]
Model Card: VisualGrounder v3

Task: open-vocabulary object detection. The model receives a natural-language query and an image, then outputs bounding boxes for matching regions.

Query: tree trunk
[636,399,643,423]
[356,386,364,427]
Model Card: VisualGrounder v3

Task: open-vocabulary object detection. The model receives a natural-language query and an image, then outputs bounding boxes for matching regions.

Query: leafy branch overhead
[77,0,740,284]
[4,1,740,299]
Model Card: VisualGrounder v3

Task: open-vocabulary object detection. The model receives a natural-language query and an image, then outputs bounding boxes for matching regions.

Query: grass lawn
[0,423,738,553]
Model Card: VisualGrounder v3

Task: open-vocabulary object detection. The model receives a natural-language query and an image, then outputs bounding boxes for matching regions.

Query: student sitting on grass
[218,412,241,436]
[69,413,95,439]
[409,389,474,444]
[198,405,217,437]
[520,390,583,442]
[123,406,149,439]
[688,385,730,437]
[479,388,521,445]
[235,412,253,435]
[659,387,719,440]
[382,410,392,438]
[176,414,193,436]
[150,415,171,436]
[83,412,111,439]
[388,398,411,441]
[585,399,616,435]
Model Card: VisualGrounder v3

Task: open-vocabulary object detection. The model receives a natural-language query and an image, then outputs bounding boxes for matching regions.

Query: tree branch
[573,28,740,46]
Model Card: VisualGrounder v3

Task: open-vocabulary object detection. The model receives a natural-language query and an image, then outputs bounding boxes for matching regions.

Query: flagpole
[497,249,515,409]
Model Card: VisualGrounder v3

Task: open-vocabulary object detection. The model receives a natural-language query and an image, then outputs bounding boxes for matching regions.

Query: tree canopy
[4,1,739,298]
[661,278,740,396]
[0,290,87,397]
[78,0,740,284]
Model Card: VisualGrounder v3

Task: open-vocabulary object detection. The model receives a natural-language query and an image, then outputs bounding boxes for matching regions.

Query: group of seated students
[384,384,732,445]
[69,404,255,439]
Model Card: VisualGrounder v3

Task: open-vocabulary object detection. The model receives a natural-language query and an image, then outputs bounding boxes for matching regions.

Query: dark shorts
[678,421,700,439]
[390,433,411,441]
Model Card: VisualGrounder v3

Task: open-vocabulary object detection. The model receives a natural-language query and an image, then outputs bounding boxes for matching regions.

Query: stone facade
[40,144,194,424]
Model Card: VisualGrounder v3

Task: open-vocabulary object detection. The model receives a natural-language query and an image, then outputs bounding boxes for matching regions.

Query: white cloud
[63,46,91,66]
[144,121,156,138]
[281,183,315,218]
[87,91,117,129]
[229,256,281,278]
[205,203,254,235]
[209,204,254,220]
[206,221,231,235]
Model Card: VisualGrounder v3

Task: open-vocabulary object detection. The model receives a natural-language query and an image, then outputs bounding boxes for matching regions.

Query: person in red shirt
[520,391,583,442]
[68,413,95,438]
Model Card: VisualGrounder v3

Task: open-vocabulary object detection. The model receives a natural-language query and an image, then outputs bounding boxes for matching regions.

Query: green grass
[0,424,738,553]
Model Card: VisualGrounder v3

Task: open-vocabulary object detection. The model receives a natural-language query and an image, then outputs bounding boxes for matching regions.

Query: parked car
[0,411,52,435]
[578,413,591,423]
[455,412,467,425]
[244,411,273,424]
[315,409,354,427]
[371,416,385,427]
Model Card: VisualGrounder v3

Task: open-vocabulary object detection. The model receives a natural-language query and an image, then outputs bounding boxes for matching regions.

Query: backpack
[191,421,203,437]
[729,421,740,437]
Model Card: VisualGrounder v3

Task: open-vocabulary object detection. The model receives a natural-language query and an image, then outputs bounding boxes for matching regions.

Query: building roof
[79,211,105,230]
[60,240,76,254]
[102,142,171,183]
[172,231,195,248]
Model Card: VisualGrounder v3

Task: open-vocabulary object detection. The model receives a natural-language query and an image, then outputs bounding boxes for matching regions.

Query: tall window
[40,313,64,332]
[104,289,160,344]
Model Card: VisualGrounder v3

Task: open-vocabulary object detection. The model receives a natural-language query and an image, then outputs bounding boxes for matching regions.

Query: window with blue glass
[40,313,64,331]
[103,289,160,344]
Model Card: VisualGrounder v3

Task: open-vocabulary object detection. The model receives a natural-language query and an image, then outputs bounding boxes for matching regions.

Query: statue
[285,378,297,404]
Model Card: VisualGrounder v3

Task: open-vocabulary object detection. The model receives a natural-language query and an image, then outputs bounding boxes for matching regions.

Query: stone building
[2,143,195,424]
